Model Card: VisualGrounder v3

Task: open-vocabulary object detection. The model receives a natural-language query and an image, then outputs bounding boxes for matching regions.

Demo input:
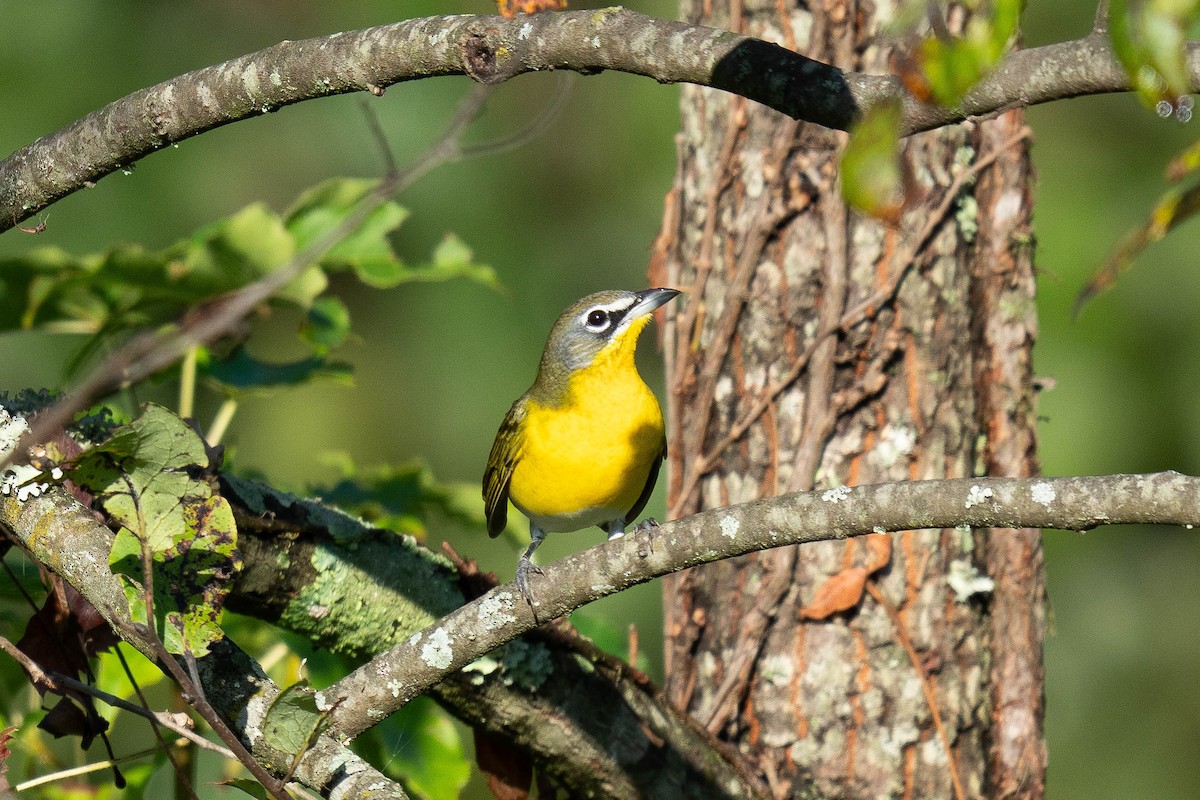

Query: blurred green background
[1,1,1198,798]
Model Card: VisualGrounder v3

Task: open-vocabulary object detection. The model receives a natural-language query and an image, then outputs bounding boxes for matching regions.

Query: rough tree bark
[656,2,1044,799]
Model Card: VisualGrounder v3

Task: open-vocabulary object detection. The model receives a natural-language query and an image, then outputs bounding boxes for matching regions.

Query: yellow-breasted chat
[483,287,681,606]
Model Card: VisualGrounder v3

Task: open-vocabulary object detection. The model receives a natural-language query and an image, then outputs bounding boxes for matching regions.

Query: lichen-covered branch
[5,470,1197,798]
[221,474,766,800]
[0,488,410,800]
[322,472,1200,736]
[2,8,1197,232]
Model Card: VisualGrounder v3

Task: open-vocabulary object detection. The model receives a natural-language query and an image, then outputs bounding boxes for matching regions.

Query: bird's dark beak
[631,287,682,317]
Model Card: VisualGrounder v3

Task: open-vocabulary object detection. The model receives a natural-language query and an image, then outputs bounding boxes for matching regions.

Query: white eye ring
[584,308,609,331]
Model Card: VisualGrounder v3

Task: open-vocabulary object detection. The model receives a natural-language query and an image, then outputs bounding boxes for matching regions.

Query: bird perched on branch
[483,287,680,608]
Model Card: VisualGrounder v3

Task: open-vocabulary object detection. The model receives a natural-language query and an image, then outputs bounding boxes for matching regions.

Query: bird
[483,287,681,608]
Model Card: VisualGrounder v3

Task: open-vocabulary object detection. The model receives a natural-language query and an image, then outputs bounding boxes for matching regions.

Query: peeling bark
[659,2,1043,798]
[968,110,1046,800]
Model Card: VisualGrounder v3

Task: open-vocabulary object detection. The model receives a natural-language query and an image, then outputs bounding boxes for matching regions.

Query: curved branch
[5,467,1198,796]
[322,471,1200,737]
[0,488,411,800]
[2,9,1197,232]
[222,478,765,800]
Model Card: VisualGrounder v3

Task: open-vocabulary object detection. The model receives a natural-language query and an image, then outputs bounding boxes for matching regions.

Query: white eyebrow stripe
[587,299,636,316]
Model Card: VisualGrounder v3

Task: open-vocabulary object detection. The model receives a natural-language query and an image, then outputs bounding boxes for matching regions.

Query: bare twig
[865,580,967,800]
[114,641,199,800]
[671,126,1035,499]
[0,634,233,758]
[123,619,294,800]
[13,747,156,793]
[1,80,525,474]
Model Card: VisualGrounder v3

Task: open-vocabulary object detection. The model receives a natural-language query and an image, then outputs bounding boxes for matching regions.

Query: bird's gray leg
[606,518,626,541]
[516,523,546,609]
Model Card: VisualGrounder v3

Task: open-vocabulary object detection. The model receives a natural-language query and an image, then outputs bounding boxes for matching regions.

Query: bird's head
[533,287,681,395]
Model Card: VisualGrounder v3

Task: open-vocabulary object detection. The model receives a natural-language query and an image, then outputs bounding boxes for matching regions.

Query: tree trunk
[654,3,1045,798]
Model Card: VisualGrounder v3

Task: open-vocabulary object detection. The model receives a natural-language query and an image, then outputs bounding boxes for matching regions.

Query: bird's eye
[586,309,608,329]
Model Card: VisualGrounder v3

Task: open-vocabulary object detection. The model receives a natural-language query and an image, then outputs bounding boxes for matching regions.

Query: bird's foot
[515,557,544,613]
[628,517,660,534]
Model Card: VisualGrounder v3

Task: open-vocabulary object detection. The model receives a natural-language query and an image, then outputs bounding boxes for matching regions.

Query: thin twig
[0,634,233,758]
[672,126,1034,505]
[460,73,574,159]
[2,82,536,472]
[122,619,294,800]
[1093,0,1110,35]
[0,633,49,684]
[13,747,157,793]
[864,581,967,800]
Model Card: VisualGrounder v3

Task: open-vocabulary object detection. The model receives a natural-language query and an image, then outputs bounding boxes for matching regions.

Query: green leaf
[842,98,905,222]
[909,0,1023,107]
[301,296,352,353]
[285,177,414,289]
[424,233,499,287]
[262,681,329,758]
[202,346,353,392]
[67,403,241,656]
[218,779,275,800]
[1109,0,1199,112]
[311,460,484,537]
[286,178,406,251]
[1,177,489,412]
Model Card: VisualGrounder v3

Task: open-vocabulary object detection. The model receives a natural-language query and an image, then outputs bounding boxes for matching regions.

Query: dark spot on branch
[710,39,861,130]
[464,32,501,84]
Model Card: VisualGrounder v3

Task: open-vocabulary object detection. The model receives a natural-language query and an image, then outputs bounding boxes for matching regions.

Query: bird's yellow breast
[508,338,664,532]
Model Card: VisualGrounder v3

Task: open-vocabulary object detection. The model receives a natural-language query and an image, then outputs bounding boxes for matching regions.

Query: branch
[0,84,494,476]
[3,9,1198,232]
[5,469,1198,797]
[0,488,413,800]
[322,471,1200,736]
[221,476,766,800]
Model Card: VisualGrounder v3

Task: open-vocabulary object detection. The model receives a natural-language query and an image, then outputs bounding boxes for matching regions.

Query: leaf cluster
[0,178,494,399]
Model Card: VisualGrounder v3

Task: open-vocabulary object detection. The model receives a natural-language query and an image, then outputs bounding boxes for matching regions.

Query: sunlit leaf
[842,98,906,223]
[423,232,499,287]
[201,346,353,392]
[285,177,414,288]
[0,178,487,412]
[67,404,241,656]
[174,203,295,287]
[262,681,329,758]
[1109,0,1199,112]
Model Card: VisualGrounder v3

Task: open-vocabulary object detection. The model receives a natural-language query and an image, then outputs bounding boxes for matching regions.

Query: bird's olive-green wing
[483,397,527,537]
[623,436,666,527]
